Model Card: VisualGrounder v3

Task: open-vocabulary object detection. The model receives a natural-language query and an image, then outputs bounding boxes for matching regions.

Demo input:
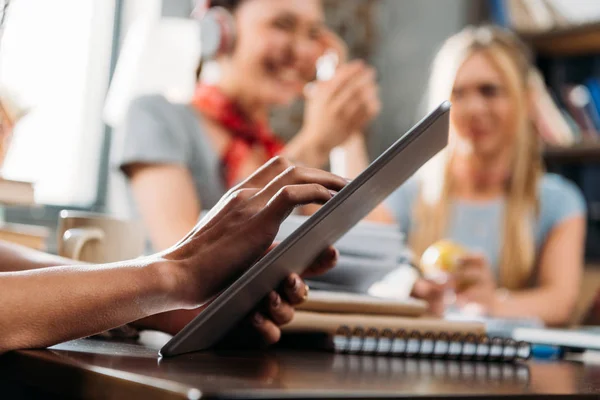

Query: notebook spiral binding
[333,326,531,362]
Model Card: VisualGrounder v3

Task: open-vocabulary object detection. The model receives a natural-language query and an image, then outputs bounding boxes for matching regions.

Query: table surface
[2,332,600,399]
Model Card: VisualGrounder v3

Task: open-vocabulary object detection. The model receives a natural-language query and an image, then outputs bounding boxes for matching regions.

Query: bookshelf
[519,23,600,164]
[526,21,600,164]
[490,0,600,261]
[543,142,600,163]
[520,22,600,56]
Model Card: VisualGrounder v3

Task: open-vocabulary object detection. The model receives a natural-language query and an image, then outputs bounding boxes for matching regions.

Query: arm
[492,216,585,326]
[0,158,345,353]
[0,240,77,272]
[126,163,201,251]
[0,259,177,354]
[116,96,202,251]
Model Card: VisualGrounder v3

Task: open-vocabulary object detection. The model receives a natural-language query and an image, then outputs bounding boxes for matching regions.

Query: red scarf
[191,84,284,188]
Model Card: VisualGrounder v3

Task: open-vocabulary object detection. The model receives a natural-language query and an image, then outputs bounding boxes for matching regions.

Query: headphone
[193,1,237,60]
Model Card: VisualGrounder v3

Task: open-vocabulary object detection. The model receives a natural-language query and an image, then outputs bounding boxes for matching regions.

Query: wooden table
[1,332,600,399]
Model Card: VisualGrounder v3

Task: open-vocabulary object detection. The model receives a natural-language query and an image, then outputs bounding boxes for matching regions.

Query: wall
[369,0,471,155]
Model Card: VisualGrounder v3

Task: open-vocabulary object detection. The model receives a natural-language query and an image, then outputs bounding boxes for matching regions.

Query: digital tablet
[160,101,451,357]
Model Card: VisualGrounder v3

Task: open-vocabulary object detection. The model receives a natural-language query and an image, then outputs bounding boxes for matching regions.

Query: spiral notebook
[281,311,531,362]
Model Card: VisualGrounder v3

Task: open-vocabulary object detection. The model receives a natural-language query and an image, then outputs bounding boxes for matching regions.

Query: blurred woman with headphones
[115,0,384,251]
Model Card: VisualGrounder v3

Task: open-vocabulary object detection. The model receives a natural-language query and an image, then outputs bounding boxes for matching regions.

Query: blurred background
[1,0,600,262]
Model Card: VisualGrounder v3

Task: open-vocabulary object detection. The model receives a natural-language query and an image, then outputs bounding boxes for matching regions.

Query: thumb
[411,278,443,298]
[303,82,317,99]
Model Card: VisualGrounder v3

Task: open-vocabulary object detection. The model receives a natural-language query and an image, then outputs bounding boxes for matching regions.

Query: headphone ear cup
[199,6,236,60]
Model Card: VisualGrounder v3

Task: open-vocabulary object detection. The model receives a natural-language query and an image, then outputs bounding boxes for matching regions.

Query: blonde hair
[411,25,544,290]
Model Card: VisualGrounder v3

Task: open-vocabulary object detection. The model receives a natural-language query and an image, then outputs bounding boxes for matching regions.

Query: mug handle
[61,227,105,261]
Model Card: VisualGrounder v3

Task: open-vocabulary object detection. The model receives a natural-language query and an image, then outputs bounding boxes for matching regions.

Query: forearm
[492,287,576,326]
[0,258,182,353]
[128,165,202,251]
[338,132,368,178]
[0,240,78,272]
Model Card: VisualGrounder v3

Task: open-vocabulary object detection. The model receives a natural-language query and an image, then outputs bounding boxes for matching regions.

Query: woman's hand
[146,156,346,345]
[453,254,498,313]
[285,30,380,168]
[411,278,447,317]
[299,61,381,157]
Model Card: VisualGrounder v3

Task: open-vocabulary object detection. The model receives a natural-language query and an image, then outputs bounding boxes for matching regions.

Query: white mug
[57,210,145,263]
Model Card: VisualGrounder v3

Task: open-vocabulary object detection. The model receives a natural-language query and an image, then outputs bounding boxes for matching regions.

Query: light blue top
[385,174,586,278]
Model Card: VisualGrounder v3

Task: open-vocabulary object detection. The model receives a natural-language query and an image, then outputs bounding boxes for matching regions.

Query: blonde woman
[386,26,586,326]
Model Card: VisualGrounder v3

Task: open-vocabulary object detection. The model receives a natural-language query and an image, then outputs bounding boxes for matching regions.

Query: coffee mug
[57,210,145,263]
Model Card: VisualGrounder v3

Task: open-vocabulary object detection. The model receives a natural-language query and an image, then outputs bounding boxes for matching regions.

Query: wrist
[147,258,193,309]
[284,130,330,168]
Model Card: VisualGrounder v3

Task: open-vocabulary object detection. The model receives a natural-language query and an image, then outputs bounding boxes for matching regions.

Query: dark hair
[195,0,245,80]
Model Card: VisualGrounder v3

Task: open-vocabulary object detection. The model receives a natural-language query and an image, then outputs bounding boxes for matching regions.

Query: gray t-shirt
[113,94,227,217]
[385,173,586,278]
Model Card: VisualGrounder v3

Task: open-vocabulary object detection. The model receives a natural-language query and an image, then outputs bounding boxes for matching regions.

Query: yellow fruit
[420,240,466,277]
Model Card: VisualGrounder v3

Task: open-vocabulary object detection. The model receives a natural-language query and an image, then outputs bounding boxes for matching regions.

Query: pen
[531,344,563,359]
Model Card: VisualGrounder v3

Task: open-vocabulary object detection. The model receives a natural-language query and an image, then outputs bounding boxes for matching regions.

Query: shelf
[543,142,600,163]
[518,22,600,56]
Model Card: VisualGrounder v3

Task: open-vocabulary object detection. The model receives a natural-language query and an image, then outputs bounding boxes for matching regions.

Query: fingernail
[303,284,310,301]
[329,190,337,198]
[287,275,299,289]
[345,178,353,183]
[295,277,303,292]
[253,312,264,326]
[270,292,281,308]
[331,247,339,260]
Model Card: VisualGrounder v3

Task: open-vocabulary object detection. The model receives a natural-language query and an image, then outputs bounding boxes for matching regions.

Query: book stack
[490,1,600,146]
[490,0,600,33]
[529,69,578,147]
[0,177,35,206]
[276,215,416,296]
[530,73,600,147]
[0,177,48,250]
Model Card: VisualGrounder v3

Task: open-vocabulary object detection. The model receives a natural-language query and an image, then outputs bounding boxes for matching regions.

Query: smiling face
[450,50,519,158]
[221,0,326,106]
